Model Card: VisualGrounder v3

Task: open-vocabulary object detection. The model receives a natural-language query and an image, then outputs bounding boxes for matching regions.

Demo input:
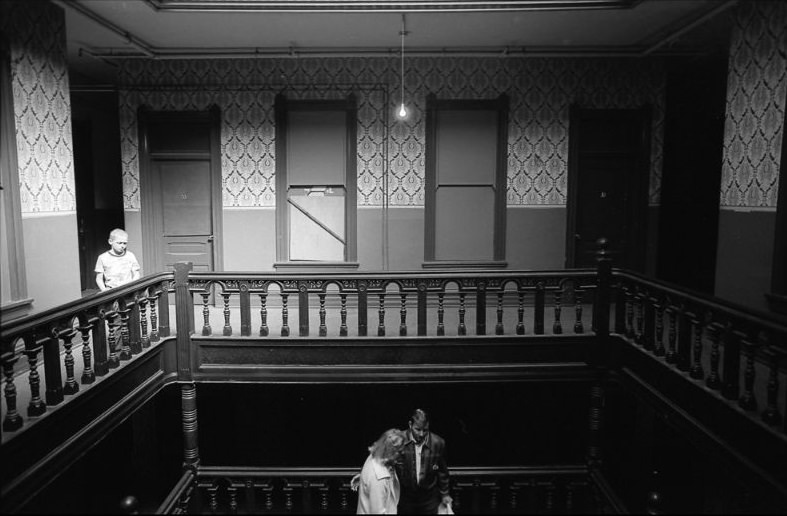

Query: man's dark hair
[410,408,429,426]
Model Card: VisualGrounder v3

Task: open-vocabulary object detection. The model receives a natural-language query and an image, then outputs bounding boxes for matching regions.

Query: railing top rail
[188,268,597,283]
[613,268,787,337]
[1,271,173,341]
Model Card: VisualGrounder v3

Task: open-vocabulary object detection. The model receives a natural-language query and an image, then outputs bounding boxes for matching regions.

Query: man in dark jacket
[396,409,453,514]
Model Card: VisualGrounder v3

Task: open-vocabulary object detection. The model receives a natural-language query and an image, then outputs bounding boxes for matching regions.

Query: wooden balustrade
[2,246,786,447]
[1,275,171,438]
[164,465,599,514]
[612,270,787,434]
[185,271,597,341]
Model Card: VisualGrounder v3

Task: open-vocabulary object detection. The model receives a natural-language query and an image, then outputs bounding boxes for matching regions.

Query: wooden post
[476,282,487,335]
[174,262,194,382]
[128,295,142,354]
[358,282,368,337]
[593,238,617,343]
[158,280,171,338]
[181,382,200,471]
[240,281,251,336]
[298,282,309,337]
[417,283,427,336]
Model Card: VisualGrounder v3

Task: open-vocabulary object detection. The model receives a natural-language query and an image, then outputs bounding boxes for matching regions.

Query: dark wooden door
[566,106,651,270]
[139,107,222,275]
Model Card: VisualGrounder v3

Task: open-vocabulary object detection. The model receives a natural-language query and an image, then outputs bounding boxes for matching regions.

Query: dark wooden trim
[275,94,358,264]
[424,94,508,263]
[565,105,652,271]
[137,107,223,274]
[274,94,287,263]
[565,104,580,269]
[0,43,28,305]
[768,111,787,314]
[421,260,508,269]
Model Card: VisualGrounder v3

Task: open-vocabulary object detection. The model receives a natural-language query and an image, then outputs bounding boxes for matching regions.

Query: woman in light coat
[356,428,406,514]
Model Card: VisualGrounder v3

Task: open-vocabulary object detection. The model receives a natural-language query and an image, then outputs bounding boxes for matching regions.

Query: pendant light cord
[400,14,406,113]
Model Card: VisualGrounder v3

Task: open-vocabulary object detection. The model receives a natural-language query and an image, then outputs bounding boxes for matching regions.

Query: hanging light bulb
[397,14,408,119]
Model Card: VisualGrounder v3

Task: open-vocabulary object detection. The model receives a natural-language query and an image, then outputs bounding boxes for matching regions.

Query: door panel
[155,160,214,270]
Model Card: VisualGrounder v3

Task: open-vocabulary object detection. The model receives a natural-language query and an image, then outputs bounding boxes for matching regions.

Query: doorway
[138,107,222,275]
[566,106,652,270]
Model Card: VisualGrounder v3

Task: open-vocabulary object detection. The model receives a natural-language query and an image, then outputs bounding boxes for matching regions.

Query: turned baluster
[284,485,294,512]
[738,334,759,411]
[263,483,274,511]
[689,316,705,380]
[319,485,329,511]
[107,312,120,369]
[458,293,467,336]
[417,283,428,336]
[706,324,722,390]
[62,327,79,395]
[228,486,238,513]
[624,286,635,338]
[201,292,212,336]
[339,484,349,511]
[339,293,348,337]
[654,299,665,356]
[378,293,386,337]
[207,485,218,513]
[259,293,269,336]
[761,346,783,426]
[614,282,627,334]
[25,338,46,416]
[118,306,132,360]
[574,288,584,334]
[516,290,525,335]
[281,293,290,336]
[319,293,327,337]
[2,351,23,431]
[634,291,644,345]
[553,288,563,334]
[357,283,369,337]
[437,292,445,336]
[139,296,150,348]
[222,291,233,336]
[77,321,95,384]
[643,293,655,351]
[676,306,693,372]
[721,329,742,400]
[495,291,504,335]
[665,307,677,364]
[148,293,160,342]
[399,292,407,336]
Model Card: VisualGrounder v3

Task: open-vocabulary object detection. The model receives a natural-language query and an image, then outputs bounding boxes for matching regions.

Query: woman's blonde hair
[369,428,405,466]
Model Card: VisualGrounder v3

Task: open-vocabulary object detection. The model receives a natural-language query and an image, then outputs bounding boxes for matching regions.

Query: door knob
[207,235,214,242]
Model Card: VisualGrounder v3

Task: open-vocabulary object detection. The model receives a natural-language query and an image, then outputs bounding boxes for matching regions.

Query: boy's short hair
[109,228,128,241]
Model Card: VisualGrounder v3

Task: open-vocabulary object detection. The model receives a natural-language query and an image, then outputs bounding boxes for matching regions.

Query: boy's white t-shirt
[95,251,141,288]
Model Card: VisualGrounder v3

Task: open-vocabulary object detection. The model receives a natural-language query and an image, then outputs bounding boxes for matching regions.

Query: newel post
[593,238,611,339]
[174,262,194,382]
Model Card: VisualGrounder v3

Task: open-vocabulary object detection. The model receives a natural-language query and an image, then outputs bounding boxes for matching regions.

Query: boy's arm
[96,272,107,291]
[130,252,141,281]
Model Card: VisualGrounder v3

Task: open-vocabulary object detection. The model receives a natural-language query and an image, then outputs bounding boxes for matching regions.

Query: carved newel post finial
[119,495,139,514]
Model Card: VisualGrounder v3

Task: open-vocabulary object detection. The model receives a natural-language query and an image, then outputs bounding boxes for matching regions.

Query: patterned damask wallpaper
[119,57,664,210]
[721,0,787,208]
[2,1,75,214]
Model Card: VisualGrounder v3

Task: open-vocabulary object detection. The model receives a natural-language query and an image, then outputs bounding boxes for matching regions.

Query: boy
[95,228,141,291]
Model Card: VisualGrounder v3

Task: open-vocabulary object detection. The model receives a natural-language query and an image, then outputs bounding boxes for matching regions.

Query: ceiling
[54,0,737,87]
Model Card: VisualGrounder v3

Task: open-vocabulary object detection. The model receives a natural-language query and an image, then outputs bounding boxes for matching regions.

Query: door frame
[274,93,358,266]
[565,104,652,270]
[138,105,223,274]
